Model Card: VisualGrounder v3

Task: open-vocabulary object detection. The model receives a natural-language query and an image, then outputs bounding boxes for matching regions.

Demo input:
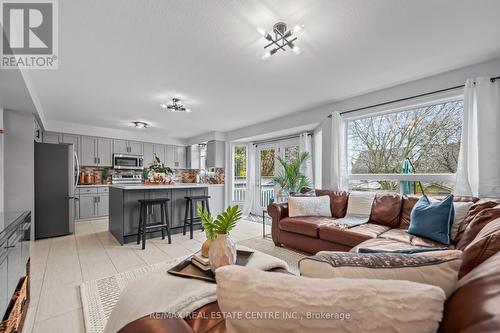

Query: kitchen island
[109,184,209,244]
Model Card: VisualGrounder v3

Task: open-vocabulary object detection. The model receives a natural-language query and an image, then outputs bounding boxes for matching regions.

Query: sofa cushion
[379,229,451,248]
[369,193,402,228]
[441,251,500,333]
[319,223,390,247]
[408,195,454,245]
[315,189,348,218]
[399,195,420,229]
[299,252,460,298]
[352,238,432,252]
[216,265,446,333]
[459,218,500,278]
[456,206,500,250]
[288,196,331,217]
[279,216,334,238]
[345,191,376,216]
[454,199,500,246]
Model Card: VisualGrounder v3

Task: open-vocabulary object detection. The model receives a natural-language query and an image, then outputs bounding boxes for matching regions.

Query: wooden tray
[167,250,254,283]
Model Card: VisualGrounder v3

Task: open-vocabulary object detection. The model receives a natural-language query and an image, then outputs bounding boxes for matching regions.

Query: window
[346,99,463,194]
[232,145,247,202]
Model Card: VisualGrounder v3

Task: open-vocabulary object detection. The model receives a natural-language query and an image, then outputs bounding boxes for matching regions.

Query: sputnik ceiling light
[257,22,304,60]
[160,98,191,112]
[132,121,148,128]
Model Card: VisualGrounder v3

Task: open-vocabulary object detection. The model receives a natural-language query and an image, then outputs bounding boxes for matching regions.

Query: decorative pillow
[451,202,473,241]
[345,191,376,216]
[288,196,331,217]
[216,265,445,333]
[408,195,454,244]
[299,252,460,297]
[459,217,500,278]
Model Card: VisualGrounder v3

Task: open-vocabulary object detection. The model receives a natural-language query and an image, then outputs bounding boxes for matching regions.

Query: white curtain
[242,143,256,216]
[299,132,314,188]
[454,77,500,198]
[331,111,347,190]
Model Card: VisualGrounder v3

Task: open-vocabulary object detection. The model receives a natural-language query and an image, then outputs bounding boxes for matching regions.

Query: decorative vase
[201,239,212,258]
[208,234,236,272]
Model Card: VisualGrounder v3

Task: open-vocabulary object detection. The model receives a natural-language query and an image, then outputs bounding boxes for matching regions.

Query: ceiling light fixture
[133,121,148,128]
[257,22,304,59]
[161,98,191,112]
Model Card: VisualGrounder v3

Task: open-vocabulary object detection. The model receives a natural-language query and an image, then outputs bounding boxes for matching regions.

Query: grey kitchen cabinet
[79,194,96,219]
[80,136,112,166]
[143,143,154,166]
[43,132,61,144]
[206,140,225,168]
[78,189,109,218]
[80,136,98,166]
[61,134,80,159]
[154,144,166,164]
[97,138,113,166]
[174,146,187,168]
[113,139,143,155]
[98,193,109,216]
[33,118,42,142]
[165,145,175,167]
[74,195,80,220]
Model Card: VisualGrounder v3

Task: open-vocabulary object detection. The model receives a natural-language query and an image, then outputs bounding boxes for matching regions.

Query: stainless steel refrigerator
[35,142,79,239]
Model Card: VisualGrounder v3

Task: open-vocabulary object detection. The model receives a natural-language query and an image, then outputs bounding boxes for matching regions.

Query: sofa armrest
[267,202,288,246]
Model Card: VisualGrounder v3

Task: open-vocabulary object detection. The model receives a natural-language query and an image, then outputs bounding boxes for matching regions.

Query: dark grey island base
[109,184,208,245]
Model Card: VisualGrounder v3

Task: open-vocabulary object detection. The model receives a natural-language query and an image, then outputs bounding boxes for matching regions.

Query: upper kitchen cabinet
[42,132,61,144]
[143,143,154,166]
[165,145,175,167]
[113,139,143,155]
[206,140,225,168]
[154,144,166,164]
[61,134,80,158]
[174,146,187,168]
[80,136,112,166]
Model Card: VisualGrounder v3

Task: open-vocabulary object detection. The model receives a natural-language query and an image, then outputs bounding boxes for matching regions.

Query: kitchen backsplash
[78,167,225,185]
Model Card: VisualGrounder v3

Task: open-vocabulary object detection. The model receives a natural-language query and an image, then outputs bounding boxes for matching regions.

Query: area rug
[80,239,306,333]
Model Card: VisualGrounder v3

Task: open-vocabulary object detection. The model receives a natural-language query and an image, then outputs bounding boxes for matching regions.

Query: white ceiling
[25,0,500,139]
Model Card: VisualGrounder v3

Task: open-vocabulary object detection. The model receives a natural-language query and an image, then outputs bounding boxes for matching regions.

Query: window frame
[343,92,464,194]
[231,143,248,203]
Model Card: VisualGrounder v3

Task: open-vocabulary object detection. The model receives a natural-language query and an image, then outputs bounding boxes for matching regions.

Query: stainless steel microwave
[113,154,144,170]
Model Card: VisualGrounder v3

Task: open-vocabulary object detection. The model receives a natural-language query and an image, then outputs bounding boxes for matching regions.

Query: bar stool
[183,195,211,239]
[137,198,171,250]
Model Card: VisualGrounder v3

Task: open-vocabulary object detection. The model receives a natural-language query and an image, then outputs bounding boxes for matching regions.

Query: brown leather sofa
[267,190,490,254]
[115,193,500,333]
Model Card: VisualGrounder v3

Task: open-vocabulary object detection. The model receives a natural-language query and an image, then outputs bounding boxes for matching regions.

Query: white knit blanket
[103,247,288,333]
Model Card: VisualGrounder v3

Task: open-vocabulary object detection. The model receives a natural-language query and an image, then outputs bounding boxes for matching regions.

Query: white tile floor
[24,218,268,333]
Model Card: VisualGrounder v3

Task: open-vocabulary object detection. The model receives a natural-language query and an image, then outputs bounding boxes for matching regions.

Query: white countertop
[110,183,213,190]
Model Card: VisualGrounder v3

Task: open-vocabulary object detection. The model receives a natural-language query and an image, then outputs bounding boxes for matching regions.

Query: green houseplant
[147,153,174,183]
[198,205,242,271]
[101,167,110,184]
[272,152,311,197]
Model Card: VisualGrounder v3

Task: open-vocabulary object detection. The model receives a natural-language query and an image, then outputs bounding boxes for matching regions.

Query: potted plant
[198,205,242,271]
[148,153,174,183]
[272,152,311,201]
[101,167,110,184]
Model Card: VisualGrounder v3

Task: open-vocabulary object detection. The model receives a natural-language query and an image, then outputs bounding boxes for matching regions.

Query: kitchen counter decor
[146,153,175,184]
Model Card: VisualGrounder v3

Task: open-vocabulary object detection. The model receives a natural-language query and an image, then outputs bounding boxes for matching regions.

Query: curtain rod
[328,75,500,118]
[253,132,313,146]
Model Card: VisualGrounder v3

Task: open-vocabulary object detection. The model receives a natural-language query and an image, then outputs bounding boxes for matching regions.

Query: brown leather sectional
[116,191,500,333]
[268,190,488,254]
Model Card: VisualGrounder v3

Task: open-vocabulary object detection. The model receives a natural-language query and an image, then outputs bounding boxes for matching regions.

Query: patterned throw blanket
[325,214,370,229]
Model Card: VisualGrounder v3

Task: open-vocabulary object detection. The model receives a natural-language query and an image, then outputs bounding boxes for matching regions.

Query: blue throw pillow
[408,195,455,245]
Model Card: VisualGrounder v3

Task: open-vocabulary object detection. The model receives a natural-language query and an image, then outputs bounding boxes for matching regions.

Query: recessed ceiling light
[258,22,303,59]
[133,121,148,128]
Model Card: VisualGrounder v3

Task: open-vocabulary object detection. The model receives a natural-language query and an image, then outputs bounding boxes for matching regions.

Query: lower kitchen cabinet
[77,188,109,219]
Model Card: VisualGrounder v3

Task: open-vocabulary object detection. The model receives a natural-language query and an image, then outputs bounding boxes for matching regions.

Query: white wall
[0,108,4,212]
[3,110,34,213]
